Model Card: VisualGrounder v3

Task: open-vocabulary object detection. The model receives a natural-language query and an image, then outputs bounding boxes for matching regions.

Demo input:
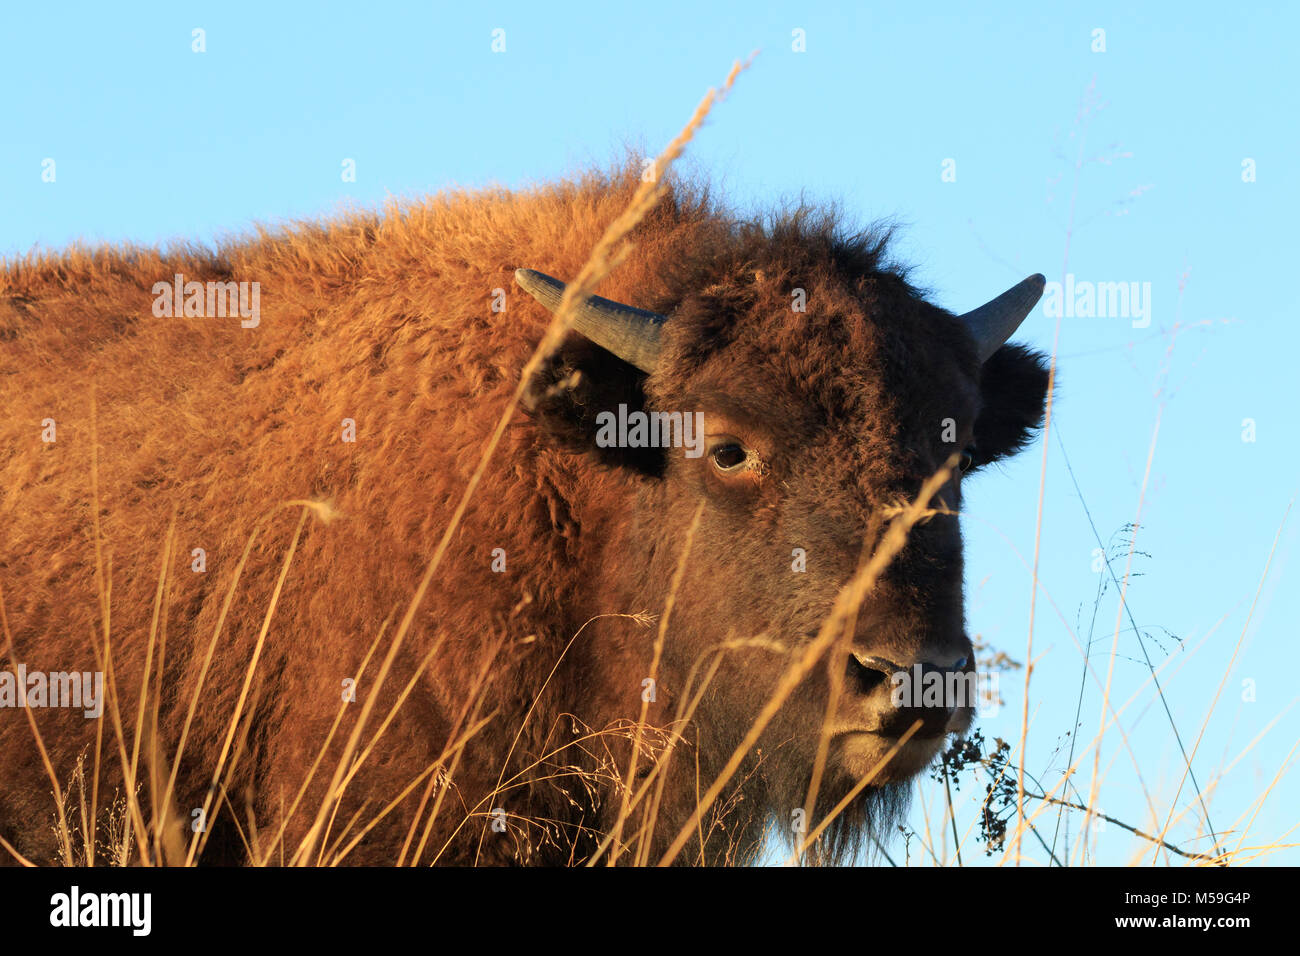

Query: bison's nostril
[845,654,888,695]
[849,652,905,676]
[845,651,971,739]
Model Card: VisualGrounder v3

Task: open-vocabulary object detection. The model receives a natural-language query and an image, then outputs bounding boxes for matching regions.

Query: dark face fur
[525,217,1049,857]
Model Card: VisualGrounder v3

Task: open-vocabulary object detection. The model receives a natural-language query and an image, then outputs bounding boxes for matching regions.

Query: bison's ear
[969,343,1051,469]
[522,335,666,477]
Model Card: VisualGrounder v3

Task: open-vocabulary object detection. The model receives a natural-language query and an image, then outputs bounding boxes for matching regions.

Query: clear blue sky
[4,1,1295,866]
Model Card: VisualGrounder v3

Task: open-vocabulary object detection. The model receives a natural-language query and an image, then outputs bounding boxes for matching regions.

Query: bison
[0,164,1048,866]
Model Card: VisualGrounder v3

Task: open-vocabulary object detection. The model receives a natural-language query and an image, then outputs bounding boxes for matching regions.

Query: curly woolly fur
[0,162,1049,866]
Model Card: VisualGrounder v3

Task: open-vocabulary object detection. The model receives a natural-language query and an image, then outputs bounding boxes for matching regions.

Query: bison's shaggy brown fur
[0,163,1048,865]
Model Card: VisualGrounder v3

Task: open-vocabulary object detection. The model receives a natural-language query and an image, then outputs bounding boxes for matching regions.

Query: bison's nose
[845,653,972,739]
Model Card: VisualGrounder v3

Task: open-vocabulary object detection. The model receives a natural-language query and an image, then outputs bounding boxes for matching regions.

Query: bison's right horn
[959,273,1046,363]
[514,268,665,373]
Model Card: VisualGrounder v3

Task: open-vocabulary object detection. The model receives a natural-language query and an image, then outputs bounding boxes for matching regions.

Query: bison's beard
[778,762,914,867]
[675,732,915,866]
[668,692,922,867]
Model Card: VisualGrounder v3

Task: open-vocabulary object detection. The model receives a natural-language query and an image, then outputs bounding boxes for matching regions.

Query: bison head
[516,216,1049,861]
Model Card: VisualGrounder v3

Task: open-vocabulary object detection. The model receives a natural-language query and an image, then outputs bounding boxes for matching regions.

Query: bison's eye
[710,442,749,472]
[958,447,975,473]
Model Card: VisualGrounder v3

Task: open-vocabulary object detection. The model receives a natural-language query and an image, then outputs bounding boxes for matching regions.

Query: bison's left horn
[959,274,1046,363]
[514,268,665,373]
